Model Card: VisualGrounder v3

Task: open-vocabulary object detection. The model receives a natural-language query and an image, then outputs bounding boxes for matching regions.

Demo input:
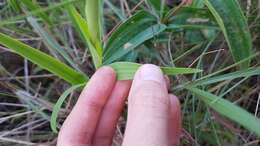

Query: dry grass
[0,0,260,145]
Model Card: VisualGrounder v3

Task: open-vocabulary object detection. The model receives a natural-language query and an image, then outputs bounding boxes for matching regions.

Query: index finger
[57,66,116,146]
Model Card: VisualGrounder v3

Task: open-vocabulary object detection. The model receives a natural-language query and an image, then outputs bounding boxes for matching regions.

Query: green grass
[0,0,260,145]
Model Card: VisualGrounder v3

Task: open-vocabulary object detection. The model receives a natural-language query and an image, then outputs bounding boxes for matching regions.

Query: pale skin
[182,0,193,5]
[57,64,181,146]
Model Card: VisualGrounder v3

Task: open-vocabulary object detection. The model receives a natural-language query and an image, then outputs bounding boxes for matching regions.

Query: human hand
[57,64,181,146]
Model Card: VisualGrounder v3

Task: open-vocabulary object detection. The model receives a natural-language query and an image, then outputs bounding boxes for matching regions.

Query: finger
[187,0,193,5]
[168,94,182,146]
[123,64,170,146]
[57,66,116,146]
[182,0,192,5]
[92,80,132,146]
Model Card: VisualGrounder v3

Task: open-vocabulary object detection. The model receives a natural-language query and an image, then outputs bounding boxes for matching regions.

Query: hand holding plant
[1,0,260,145]
[57,65,181,146]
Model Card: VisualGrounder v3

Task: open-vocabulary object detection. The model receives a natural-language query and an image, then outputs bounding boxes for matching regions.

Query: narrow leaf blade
[85,0,102,46]
[0,32,88,85]
[187,87,260,136]
[110,62,202,80]
[21,0,52,24]
[8,0,21,11]
[193,66,260,86]
[51,84,85,133]
[67,5,102,68]
[27,16,79,70]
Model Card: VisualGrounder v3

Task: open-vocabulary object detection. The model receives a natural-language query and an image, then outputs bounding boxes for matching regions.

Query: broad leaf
[104,11,167,64]
[0,32,88,85]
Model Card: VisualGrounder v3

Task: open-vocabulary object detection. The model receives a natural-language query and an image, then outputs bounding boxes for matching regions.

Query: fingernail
[139,64,165,85]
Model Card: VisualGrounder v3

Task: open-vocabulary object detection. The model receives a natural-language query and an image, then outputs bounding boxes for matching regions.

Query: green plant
[0,0,260,144]
[1,0,200,131]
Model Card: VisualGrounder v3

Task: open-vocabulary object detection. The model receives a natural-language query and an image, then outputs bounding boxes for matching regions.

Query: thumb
[123,64,170,146]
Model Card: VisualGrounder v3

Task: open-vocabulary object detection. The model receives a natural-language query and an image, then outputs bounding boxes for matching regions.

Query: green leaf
[51,84,85,133]
[26,16,79,70]
[110,62,202,80]
[167,7,218,30]
[191,0,204,8]
[147,0,162,13]
[0,0,78,27]
[205,0,252,69]
[85,0,103,49]
[104,11,167,64]
[8,0,21,12]
[67,5,102,68]
[193,66,260,86]
[0,32,88,85]
[146,0,169,17]
[21,0,51,24]
[187,87,260,136]
[104,0,126,20]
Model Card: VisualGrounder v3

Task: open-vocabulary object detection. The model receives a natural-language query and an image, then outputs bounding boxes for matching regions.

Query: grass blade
[205,0,252,69]
[0,32,88,85]
[20,0,51,24]
[0,0,78,27]
[51,84,85,133]
[8,0,21,12]
[187,87,260,136]
[191,0,204,8]
[193,66,260,86]
[110,62,202,80]
[146,0,168,17]
[67,5,102,68]
[104,0,126,20]
[26,16,79,70]
[85,0,102,46]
